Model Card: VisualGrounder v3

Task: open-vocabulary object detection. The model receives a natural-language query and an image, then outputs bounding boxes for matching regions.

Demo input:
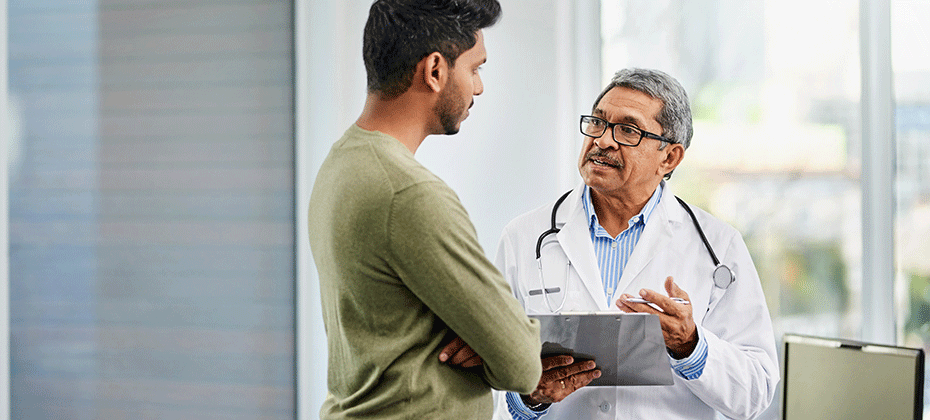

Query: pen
[625,297,690,305]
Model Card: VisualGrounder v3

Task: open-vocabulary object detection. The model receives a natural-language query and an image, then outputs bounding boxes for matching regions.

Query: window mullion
[860,0,897,345]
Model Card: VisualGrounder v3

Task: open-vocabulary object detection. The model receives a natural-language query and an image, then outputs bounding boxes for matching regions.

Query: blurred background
[1,0,927,419]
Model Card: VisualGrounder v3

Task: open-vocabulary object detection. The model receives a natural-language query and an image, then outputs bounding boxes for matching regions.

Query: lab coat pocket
[524,288,566,314]
[523,290,589,314]
[562,291,587,312]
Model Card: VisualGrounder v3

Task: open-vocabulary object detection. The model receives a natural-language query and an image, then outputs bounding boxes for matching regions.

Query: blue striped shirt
[581,185,662,305]
[505,185,708,419]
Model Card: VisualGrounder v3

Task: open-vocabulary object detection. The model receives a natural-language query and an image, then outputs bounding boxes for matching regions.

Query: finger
[659,279,693,320]
[615,294,636,312]
[439,337,466,362]
[569,369,602,390]
[460,354,484,368]
[448,344,478,366]
[665,276,690,301]
[639,288,682,315]
[567,360,598,376]
[547,360,598,382]
[541,354,574,371]
[545,368,603,403]
[621,291,664,315]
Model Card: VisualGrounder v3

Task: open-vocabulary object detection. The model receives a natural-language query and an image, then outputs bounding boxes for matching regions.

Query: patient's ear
[419,52,447,93]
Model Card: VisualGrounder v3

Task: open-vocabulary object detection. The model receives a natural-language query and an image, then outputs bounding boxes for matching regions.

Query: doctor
[493,68,779,420]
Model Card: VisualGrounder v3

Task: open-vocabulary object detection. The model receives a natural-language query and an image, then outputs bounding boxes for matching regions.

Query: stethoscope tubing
[535,190,574,259]
[533,189,734,311]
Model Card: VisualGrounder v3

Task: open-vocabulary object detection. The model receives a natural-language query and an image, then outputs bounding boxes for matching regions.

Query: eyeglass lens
[581,116,642,145]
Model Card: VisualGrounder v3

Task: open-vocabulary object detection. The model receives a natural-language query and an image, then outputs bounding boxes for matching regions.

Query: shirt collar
[582,183,664,233]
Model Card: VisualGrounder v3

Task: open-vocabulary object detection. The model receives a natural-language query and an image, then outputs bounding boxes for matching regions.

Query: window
[602,0,862,341]
[601,1,863,417]
[893,0,930,413]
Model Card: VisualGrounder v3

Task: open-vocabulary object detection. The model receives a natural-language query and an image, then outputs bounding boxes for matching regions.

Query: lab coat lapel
[616,182,682,294]
[555,186,610,311]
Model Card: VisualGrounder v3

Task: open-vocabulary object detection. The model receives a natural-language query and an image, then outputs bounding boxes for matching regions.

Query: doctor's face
[577,87,668,200]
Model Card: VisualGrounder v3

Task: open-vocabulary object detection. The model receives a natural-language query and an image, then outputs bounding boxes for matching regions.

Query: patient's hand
[439,336,483,368]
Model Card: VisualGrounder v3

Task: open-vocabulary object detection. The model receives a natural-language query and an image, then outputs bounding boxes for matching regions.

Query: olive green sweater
[308,125,542,420]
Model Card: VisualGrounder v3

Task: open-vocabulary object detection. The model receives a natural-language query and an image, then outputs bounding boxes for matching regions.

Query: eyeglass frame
[579,115,676,147]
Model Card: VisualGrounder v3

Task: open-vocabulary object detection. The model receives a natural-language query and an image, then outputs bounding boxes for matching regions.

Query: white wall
[295,1,370,417]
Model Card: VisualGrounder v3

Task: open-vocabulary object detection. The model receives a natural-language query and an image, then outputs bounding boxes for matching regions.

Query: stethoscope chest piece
[712,264,734,289]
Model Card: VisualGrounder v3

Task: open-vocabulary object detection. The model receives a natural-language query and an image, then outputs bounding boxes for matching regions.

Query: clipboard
[530,313,674,386]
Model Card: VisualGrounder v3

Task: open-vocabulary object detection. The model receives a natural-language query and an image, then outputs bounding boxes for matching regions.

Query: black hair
[363,0,501,99]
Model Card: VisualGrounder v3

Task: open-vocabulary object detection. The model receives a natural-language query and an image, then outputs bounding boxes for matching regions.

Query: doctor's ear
[659,143,685,176]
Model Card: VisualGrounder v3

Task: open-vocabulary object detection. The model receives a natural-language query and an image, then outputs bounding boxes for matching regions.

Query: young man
[307,1,542,419]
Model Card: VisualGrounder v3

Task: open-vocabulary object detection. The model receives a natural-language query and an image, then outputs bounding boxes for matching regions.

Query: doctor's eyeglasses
[580,115,675,147]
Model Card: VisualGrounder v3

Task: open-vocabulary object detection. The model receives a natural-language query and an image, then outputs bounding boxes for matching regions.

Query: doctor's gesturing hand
[617,276,699,359]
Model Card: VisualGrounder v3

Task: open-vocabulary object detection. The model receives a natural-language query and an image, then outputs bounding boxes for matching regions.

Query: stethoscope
[534,189,735,313]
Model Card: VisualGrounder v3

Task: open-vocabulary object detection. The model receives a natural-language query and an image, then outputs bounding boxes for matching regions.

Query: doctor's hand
[522,355,601,406]
[616,276,699,359]
[439,336,483,368]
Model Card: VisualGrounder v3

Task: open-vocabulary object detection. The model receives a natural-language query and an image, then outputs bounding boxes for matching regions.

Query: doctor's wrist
[520,394,551,412]
[668,328,700,359]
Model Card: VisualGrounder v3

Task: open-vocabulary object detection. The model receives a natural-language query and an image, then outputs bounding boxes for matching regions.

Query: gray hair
[592,68,693,151]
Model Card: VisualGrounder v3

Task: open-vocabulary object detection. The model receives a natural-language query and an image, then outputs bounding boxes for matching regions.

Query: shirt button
[611,242,617,248]
[600,402,611,412]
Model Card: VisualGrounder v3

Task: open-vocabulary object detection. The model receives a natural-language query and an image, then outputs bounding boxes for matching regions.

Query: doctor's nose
[593,133,619,150]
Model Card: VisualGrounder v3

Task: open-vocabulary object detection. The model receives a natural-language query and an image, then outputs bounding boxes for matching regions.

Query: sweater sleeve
[388,182,542,394]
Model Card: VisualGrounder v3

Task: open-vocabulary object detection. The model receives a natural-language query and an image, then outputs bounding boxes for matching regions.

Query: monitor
[782,334,925,420]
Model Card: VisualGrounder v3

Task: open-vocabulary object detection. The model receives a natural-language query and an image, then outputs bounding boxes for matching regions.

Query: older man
[492,68,779,420]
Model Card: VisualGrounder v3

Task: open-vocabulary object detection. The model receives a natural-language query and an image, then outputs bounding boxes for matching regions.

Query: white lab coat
[492,181,779,420]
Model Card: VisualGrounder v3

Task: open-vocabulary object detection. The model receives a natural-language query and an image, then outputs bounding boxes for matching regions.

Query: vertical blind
[8,0,295,418]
